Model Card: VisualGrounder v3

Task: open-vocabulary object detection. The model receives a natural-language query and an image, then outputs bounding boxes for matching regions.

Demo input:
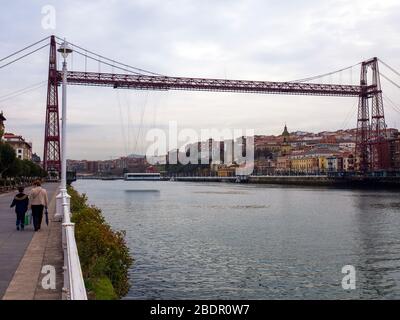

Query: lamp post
[55,40,73,221]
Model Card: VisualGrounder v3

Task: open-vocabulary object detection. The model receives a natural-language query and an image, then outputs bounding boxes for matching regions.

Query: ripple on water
[74,180,400,300]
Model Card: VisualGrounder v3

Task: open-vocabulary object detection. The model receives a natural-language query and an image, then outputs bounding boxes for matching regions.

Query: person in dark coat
[10,187,29,231]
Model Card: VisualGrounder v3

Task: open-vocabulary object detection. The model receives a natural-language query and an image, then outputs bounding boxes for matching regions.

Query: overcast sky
[1,0,400,160]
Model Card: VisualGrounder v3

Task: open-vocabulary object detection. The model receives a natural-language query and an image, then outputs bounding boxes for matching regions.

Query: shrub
[68,186,133,299]
[85,277,118,300]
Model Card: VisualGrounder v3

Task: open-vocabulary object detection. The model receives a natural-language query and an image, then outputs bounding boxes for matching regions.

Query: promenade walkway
[0,183,62,300]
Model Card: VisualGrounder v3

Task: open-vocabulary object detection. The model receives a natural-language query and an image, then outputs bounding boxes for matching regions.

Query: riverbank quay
[168,176,237,182]
[169,175,400,188]
[76,174,400,188]
[158,175,400,188]
[0,182,62,300]
[248,175,400,188]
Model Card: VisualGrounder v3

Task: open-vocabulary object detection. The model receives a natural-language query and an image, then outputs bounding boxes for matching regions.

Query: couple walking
[10,180,49,231]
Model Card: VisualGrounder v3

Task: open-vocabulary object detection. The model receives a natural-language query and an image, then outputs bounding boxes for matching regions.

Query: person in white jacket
[29,180,49,231]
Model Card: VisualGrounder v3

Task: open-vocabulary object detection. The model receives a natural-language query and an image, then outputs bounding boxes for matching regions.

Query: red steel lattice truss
[44,36,389,175]
[62,71,362,97]
[356,57,390,173]
[43,36,61,175]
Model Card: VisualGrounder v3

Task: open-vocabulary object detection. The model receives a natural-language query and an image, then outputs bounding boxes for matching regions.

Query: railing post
[55,192,63,222]
[61,221,69,300]
[59,181,87,300]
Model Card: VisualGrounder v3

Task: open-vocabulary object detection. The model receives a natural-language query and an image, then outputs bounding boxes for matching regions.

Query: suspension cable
[0,36,50,63]
[54,36,164,76]
[383,93,400,115]
[55,39,144,75]
[0,43,49,69]
[381,73,400,90]
[134,92,149,154]
[69,46,144,75]
[340,99,359,129]
[289,62,361,83]
[0,81,47,103]
[116,90,128,157]
[379,59,400,78]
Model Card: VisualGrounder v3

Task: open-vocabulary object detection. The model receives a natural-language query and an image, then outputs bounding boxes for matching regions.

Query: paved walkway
[0,183,61,299]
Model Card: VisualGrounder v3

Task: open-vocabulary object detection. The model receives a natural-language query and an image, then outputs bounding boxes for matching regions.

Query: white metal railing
[59,190,87,300]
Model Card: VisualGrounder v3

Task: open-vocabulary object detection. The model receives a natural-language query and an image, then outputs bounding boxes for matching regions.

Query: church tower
[281,123,291,155]
[282,123,290,143]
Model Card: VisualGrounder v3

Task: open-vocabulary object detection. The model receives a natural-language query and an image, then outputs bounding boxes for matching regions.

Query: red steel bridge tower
[43,35,61,176]
[42,36,391,176]
[356,57,390,173]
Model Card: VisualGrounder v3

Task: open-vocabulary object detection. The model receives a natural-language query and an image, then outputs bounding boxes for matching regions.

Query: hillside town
[67,124,400,177]
[3,106,399,179]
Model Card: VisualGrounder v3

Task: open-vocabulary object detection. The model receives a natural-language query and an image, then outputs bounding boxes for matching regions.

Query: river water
[73,179,400,299]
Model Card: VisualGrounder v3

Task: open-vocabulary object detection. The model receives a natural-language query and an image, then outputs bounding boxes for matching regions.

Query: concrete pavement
[0,183,61,299]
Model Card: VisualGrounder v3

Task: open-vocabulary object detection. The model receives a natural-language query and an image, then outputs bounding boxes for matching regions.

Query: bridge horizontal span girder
[61,71,364,97]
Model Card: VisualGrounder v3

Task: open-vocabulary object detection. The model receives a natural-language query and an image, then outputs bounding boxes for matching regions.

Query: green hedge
[68,186,133,300]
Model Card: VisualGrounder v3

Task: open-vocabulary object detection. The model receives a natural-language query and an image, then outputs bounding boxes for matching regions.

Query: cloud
[1,0,400,160]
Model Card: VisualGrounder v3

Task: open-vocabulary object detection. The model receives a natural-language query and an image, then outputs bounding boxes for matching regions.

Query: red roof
[3,132,22,139]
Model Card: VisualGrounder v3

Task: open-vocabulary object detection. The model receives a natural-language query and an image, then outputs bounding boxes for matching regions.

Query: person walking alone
[10,187,29,231]
[29,180,49,231]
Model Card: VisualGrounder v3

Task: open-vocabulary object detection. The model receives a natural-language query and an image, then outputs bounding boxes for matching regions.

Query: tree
[6,158,23,177]
[0,142,47,179]
[0,142,17,177]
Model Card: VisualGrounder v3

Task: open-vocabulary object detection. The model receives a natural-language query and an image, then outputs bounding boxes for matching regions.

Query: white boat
[124,173,161,181]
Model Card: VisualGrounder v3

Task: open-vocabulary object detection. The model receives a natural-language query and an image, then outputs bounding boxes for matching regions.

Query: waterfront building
[390,133,400,169]
[126,155,147,173]
[289,149,335,174]
[339,142,356,151]
[1,113,33,160]
[66,127,398,177]
[327,156,343,172]
[67,156,152,176]
[86,161,99,174]
[314,143,340,152]
[254,158,276,175]
[387,128,400,138]
[3,132,32,160]
[217,163,238,177]
[321,134,337,144]
[67,159,89,173]
[317,155,329,173]
[254,135,281,154]
[290,154,319,174]
[276,155,291,174]
[341,153,355,172]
